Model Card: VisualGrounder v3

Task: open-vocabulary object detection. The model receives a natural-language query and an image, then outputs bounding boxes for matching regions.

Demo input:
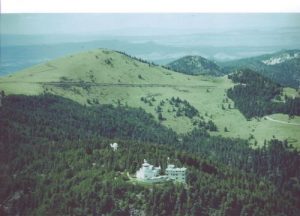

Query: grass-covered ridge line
[0,48,299,148]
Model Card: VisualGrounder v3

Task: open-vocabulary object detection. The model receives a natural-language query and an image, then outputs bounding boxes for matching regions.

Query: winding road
[265,116,300,126]
[0,81,216,89]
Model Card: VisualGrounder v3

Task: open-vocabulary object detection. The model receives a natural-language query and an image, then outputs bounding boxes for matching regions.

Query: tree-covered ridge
[165,55,224,76]
[0,94,178,146]
[221,49,300,88]
[2,137,297,216]
[181,128,300,194]
[114,50,159,67]
[0,94,300,215]
[227,69,300,119]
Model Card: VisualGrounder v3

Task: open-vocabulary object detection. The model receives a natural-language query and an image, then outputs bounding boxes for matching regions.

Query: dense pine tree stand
[0,94,299,215]
[227,69,300,119]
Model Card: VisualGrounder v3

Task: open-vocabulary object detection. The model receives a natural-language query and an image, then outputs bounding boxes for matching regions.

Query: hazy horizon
[1,13,300,75]
[2,13,300,34]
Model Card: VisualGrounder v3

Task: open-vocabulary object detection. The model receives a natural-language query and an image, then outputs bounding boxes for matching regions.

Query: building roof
[166,164,187,171]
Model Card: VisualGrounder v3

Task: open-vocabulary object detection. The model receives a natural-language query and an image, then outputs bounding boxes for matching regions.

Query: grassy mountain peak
[1,49,300,148]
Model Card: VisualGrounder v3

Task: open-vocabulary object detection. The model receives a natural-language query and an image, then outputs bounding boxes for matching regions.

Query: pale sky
[1,0,300,13]
[1,13,300,35]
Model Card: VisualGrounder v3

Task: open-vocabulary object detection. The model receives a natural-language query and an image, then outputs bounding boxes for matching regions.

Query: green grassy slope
[1,49,299,148]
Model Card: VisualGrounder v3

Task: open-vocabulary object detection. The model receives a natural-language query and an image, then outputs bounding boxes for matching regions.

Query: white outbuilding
[110,143,118,151]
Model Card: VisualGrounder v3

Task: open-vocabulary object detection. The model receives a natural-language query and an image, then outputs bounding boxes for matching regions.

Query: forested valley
[0,94,300,215]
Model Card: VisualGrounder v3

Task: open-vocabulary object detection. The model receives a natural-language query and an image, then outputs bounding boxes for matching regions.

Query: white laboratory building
[136,159,186,183]
[165,164,187,183]
[136,160,168,183]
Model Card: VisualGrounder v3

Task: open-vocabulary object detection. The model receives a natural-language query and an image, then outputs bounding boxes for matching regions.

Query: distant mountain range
[2,33,298,76]
[164,50,300,88]
[221,49,300,88]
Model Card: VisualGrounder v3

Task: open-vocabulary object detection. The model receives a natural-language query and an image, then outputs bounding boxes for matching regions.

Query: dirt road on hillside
[0,81,216,89]
[266,116,300,126]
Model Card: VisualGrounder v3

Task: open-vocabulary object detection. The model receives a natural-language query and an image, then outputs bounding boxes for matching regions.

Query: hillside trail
[265,116,300,126]
[0,81,216,89]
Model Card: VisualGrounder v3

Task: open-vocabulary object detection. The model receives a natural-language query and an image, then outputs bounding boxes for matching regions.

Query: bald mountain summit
[0,48,299,147]
[166,55,224,76]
